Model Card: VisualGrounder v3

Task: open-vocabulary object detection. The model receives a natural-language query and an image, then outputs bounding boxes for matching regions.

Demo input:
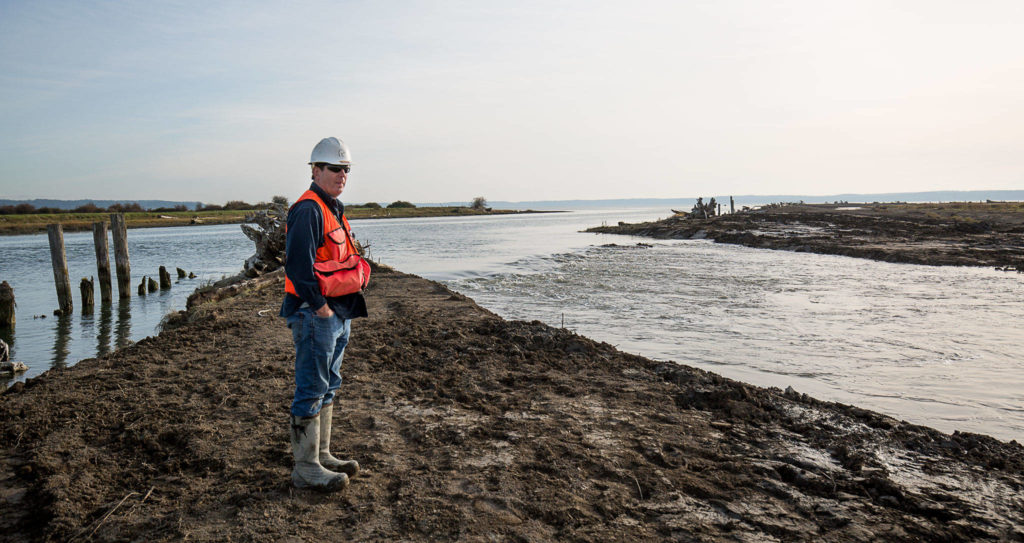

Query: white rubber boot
[290,414,348,491]
[319,404,360,477]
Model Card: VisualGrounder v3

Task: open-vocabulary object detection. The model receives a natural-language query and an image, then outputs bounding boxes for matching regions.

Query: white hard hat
[309,137,352,165]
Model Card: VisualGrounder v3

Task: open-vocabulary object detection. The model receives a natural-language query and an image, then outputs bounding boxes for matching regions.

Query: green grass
[0,210,252,235]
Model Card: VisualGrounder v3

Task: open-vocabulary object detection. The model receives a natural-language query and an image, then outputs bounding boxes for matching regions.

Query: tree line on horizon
[0,196,426,215]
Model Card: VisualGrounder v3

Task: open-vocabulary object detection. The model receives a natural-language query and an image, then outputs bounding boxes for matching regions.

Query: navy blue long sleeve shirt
[279,182,368,320]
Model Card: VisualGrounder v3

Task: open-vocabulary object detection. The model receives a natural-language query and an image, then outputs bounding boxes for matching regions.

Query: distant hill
[423,190,1024,210]
[0,199,204,210]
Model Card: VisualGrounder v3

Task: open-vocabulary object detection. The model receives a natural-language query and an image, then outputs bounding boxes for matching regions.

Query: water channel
[1,208,1021,441]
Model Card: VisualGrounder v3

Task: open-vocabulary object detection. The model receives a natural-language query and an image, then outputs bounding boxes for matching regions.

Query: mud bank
[1,265,1022,542]
[586,202,1024,269]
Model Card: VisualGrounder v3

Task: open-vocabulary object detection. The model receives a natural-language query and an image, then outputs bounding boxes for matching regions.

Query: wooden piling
[730,196,735,215]
[138,276,147,296]
[80,277,94,314]
[92,222,112,303]
[47,224,73,315]
[110,213,131,299]
[0,281,14,327]
[147,277,158,292]
[159,266,172,289]
[176,267,187,279]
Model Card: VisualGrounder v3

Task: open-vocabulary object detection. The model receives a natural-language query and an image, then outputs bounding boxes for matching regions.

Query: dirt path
[586,202,1024,269]
[2,265,1022,541]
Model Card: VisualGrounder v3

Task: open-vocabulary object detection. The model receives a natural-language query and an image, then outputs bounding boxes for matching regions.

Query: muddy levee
[587,202,1024,269]
[1,265,1022,542]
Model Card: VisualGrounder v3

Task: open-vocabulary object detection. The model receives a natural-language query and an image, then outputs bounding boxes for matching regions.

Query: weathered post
[176,267,187,279]
[47,224,73,315]
[138,276,147,296]
[148,277,158,292]
[730,196,735,214]
[92,222,112,303]
[0,281,14,327]
[110,213,131,299]
[80,277,94,314]
[159,266,172,289]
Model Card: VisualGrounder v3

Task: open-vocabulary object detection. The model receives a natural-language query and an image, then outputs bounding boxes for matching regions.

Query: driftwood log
[241,204,287,277]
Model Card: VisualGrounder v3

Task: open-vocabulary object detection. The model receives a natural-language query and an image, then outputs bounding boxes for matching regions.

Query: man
[281,137,368,491]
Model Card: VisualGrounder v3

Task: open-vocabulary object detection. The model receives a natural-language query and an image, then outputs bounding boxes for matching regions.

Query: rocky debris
[0,360,27,376]
[0,341,27,376]
[0,266,1021,541]
[600,243,653,249]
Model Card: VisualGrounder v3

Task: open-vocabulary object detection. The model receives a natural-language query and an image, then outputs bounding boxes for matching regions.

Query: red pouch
[313,254,371,296]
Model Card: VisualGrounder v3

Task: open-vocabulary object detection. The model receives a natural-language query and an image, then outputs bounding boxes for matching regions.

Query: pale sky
[1,0,1022,205]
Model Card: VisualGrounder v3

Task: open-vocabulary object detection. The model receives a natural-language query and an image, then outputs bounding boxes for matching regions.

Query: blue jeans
[286,307,351,417]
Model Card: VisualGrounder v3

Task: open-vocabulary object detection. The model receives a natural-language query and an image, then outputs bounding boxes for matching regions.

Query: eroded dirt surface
[587,203,1024,269]
[2,265,1023,541]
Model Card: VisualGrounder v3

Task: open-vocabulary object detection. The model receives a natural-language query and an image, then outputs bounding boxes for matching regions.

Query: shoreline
[0,208,560,236]
[1,265,1022,540]
[586,202,1024,269]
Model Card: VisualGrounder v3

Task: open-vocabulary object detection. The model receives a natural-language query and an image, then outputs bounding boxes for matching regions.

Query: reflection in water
[115,297,132,350]
[52,315,72,369]
[79,309,95,339]
[97,303,113,357]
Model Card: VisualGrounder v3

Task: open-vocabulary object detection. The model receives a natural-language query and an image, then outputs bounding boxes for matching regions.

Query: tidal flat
[586,201,1024,270]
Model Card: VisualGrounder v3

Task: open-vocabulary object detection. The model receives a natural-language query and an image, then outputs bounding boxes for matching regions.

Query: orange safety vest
[284,189,366,298]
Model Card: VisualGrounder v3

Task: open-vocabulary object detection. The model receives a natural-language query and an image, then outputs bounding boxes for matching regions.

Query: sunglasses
[322,164,350,174]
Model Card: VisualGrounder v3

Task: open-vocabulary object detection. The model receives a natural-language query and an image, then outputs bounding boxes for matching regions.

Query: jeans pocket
[286,310,305,330]
[312,314,339,351]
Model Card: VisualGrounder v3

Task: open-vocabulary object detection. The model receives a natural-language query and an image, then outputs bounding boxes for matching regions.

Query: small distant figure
[690,197,717,218]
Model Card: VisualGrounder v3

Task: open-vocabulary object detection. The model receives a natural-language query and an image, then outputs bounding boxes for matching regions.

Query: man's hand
[315,304,334,318]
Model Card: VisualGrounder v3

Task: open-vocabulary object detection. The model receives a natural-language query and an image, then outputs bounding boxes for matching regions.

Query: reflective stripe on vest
[284,190,358,297]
